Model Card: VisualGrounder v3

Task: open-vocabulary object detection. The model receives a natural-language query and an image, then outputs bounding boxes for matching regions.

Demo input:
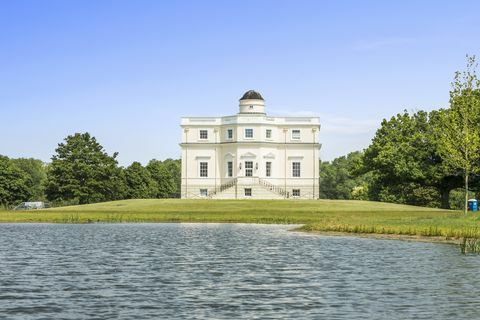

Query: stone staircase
[258,178,289,198]
[208,178,237,198]
[209,177,288,199]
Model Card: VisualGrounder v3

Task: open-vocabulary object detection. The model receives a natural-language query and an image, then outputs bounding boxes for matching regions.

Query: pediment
[240,152,257,159]
[263,152,276,159]
[224,152,235,159]
[287,155,304,160]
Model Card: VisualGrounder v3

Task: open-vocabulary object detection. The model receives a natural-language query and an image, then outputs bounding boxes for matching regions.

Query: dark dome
[240,90,264,101]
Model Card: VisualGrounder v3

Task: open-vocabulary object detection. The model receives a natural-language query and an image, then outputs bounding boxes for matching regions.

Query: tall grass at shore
[2,199,480,252]
[0,199,448,224]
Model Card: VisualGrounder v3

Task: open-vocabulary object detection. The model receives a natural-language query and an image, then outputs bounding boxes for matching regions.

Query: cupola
[239,90,265,114]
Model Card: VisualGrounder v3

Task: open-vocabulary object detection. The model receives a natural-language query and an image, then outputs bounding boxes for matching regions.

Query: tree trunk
[440,188,451,209]
[465,171,469,215]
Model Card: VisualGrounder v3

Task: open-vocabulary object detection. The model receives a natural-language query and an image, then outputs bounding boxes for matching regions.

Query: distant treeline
[320,146,478,210]
[0,132,181,208]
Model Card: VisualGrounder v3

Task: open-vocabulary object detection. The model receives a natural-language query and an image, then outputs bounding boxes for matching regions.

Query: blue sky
[1,0,479,166]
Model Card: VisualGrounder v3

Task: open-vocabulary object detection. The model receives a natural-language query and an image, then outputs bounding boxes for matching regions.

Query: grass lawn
[1,199,480,239]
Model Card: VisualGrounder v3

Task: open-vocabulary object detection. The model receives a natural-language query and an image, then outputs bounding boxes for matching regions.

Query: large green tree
[45,133,125,205]
[361,110,462,208]
[146,158,181,198]
[11,158,47,201]
[435,56,480,213]
[123,162,157,199]
[0,156,31,208]
[319,151,371,200]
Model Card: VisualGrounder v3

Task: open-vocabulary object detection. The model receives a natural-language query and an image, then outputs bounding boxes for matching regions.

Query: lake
[0,223,479,319]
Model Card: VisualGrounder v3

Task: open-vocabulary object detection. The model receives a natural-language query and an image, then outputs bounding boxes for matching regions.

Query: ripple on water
[0,223,479,320]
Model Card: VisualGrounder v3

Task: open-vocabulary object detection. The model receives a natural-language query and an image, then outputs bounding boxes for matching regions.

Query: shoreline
[0,218,463,245]
[296,229,462,245]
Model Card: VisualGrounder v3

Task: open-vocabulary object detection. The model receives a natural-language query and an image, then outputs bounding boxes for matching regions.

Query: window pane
[200,162,208,177]
[200,130,208,139]
[245,161,253,177]
[245,129,253,138]
[266,129,272,138]
[200,189,208,196]
[245,188,252,196]
[292,129,300,139]
[266,162,271,177]
[227,162,233,177]
[292,189,300,197]
[292,162,300,177]
[227,129,233,139]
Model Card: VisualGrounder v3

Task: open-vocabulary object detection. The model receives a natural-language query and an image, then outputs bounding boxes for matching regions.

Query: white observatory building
[180,90,320,199]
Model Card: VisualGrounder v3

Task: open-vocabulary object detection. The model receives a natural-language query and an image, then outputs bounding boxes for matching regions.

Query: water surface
[0,223,479,319]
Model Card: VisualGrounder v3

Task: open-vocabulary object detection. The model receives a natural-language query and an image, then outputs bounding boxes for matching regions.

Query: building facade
[180,90,320,199]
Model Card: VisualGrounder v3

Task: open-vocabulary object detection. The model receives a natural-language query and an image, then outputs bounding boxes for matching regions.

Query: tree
[361,110,462,208]
[435,55,480,213]
[11,158,47,201]
[0,156,31,208]
[319,151,371,200]
[146,159,181,198]
[46,133,125,205]
[123,162,157,199]
[160,159,181,198]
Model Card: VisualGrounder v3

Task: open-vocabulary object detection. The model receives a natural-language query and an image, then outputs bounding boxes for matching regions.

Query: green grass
[1,199,480,239]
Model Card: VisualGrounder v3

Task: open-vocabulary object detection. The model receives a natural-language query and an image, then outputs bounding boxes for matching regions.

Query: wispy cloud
[319,113,379,160]
[269,108,379,135]
[353,37,416,51]
[319,113,378,134]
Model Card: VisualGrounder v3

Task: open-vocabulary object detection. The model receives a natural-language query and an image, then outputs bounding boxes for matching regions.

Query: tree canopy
[0,156,32,208]
[146,159,181,198]
[45,133,125,205]
[360,110,462,208]
[124,162,157,199]
[434,55,480,213]
[11,158,47,201]
[319,151,370,200]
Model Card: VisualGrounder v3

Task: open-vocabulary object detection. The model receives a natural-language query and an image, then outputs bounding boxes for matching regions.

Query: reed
[460,238,480,254]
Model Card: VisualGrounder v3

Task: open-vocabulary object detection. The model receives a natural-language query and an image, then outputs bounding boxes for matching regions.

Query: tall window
[200,162,208,177]
[266,162,272,177]
[200,130,208,139]
[291,129,301,140]
[227,129,233,139]
[266,129,272,139]
[227,162,233,177]
[292,162,301,177]
[245,161,253,177]
[245,128,253,138]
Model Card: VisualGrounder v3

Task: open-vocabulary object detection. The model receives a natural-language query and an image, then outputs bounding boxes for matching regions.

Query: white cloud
[268,108,380,160]
[319,113,378,134]
[270,108,379,135]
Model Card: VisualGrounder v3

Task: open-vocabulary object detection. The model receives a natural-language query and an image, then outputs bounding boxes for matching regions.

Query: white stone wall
[180,99,320,199]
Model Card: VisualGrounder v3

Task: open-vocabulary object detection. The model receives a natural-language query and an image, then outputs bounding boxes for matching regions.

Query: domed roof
[240,90,264,101]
